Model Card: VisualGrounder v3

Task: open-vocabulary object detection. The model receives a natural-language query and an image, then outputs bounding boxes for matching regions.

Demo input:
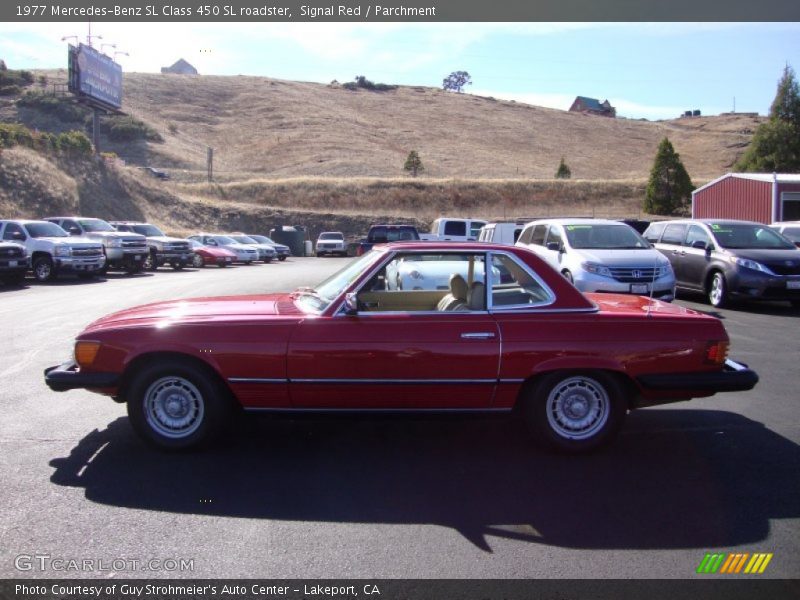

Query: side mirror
[546,242,561,252]
[343,292,358,315]
[691,240,707,250]
[69,228,81,236]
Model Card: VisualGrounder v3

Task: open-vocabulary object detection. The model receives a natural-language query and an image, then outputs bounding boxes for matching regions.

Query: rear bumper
[44,361,120,392]
[636,359,759,393]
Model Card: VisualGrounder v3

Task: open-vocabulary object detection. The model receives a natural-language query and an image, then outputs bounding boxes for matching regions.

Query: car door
[286,252,501,409]
[658,223,689,286]
[681,224,714,291]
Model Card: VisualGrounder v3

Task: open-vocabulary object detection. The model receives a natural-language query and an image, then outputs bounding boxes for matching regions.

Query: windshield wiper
[290,287,322,300]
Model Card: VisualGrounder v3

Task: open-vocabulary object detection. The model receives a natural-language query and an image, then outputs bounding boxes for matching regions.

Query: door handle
[461,332,496,339]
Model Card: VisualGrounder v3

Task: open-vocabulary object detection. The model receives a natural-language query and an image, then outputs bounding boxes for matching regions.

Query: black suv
[643,219,800,308]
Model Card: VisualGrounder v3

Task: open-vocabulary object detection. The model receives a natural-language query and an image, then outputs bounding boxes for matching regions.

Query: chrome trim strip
[243,407,513,414]
[291,378,497,385]
[229,377,525,385]
[229,378,287,384]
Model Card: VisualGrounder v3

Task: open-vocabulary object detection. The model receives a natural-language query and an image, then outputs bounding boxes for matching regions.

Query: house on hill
[161,59,198,75]
[569,96,616,117]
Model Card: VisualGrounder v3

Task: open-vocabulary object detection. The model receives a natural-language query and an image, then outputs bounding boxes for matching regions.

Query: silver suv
[45,217,147,274]
[0,220,105,282]
[111,222,193,271]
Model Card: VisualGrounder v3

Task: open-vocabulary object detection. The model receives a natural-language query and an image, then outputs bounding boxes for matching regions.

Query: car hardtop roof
[772,220,800,225]
[378,241,521,252]
[110,220,147,225]
[370,224,418,228]
[319,231,344,235]
[526,217,629,227]
[664,218,771,226]
[44,216,108,221]
[1,218,55,225]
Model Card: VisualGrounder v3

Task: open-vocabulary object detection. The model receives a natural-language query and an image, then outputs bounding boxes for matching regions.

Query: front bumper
[155,251,193,266]
[44,361,120,392]
[636,359,759,393]
[729,270,800,302]
[574,272,676,301]
[55,256,105,272]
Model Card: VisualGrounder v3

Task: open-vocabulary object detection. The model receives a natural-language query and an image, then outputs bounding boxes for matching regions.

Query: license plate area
[787,280,800,290]
[631,283,650,294]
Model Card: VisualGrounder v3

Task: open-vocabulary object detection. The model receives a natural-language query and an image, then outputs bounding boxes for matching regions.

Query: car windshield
[249,235,273,243]
[25,222,69,238]
[232,235,257,244]
[564,224,650,249]
[319,232,344,240]
[132,224,164,236]
[294,250,384,314]
[710,223,796,249]
[78,219,116,232]
[214,236,237,245]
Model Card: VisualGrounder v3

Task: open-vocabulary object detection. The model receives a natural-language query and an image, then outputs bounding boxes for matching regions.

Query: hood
[149,235,188,244]
[722,247,800,264]
[200,246,237,257]
[37,236,102,248]
[83,294,293,332]
[87,231,146,240]
[571,247,668,267]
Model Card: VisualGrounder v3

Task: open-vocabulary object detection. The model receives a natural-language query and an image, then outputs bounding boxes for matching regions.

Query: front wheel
[2,271,26,286]
[522,371,627,453]
[278,256,287,261]
[192,254,204,268]
[145,251,158,271]
[126,359,232,450]
[171,262,184,271]
[708,271,729,308]
[33,256,57,282]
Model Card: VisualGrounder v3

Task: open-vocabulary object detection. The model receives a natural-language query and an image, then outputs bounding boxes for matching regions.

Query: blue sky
[1,22,798,120]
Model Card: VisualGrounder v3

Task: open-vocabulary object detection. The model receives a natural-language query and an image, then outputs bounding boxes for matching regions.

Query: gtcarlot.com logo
[696,552,773,574]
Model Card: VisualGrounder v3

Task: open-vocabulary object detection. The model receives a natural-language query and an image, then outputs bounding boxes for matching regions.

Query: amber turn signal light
[74,341,101,367]
[705,341,729,365]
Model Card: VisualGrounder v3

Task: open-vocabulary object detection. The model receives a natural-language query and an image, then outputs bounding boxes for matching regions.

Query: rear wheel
[145,251,158,271]
[278,256,287,261]
[33,256,57,282]
[171,262,184,271]
[522,371,626,453]
[218,262,228,268]
[192,254,204,268]
[126,359,232,450]
[708,271,729,308]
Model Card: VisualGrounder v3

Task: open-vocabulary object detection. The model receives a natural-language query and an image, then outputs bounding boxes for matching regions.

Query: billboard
[67,43,123,110]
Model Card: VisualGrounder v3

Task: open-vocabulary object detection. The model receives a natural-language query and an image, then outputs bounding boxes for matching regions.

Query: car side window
[357,252,487,313]
[517,225,534,245]
[545,226,563,249]
[443,221,466,236]
[60,219,81,235]
[489,254,554,308]
[685,225,711,248]
[2,223,26,241]
[530,225,548,246]
[661,224,688,245]
[643,222,665,243]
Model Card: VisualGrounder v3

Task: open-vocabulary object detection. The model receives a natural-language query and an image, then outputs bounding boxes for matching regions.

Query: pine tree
[403,150,424,177]
[736,64,800,172]
[555,157,571,179]
[643,137,694,215]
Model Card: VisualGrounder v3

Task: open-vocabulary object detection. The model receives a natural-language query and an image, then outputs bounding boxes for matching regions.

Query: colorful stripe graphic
[696,552,773,574]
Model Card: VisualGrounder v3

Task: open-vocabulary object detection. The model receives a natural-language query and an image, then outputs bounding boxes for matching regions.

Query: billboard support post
[92,108,100,154]
[207,147,214,182]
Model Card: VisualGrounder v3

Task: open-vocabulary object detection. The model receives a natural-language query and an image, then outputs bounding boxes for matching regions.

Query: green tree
[736,64,800,172]
[644,137,694,215]
[403,150,424,177]
[555,156,571,179]
[442,71,472,93]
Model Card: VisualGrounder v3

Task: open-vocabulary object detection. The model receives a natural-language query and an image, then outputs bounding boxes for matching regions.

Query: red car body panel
[194,245,236,265]
[62,242,743,411]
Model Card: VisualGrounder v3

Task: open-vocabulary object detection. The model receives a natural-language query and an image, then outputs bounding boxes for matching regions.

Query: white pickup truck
[0,219,105,282]
[420,217,487,242]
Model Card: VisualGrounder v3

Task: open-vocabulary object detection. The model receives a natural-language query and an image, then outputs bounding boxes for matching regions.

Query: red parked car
[45,243,757,453]
[188,239,236,268]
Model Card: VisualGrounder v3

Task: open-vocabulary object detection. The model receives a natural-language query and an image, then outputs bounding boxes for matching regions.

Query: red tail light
[705,341,729,365]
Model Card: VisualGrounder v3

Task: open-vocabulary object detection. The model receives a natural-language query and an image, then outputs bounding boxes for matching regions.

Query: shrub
[342,75,397,92]
[0,123,34,148]
[18,91,87,122]
[105,115,163,142]
[57,130,93,155]
[167,122,178,134]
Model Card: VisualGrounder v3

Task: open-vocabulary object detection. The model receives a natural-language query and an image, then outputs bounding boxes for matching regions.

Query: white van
[424,217,487,242]
[478,222,525,245]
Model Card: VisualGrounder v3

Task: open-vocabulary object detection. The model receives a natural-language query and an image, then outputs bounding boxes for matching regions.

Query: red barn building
[692,173,800,223]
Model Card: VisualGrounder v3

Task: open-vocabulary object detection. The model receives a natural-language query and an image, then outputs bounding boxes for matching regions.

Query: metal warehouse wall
[693,177,772,223]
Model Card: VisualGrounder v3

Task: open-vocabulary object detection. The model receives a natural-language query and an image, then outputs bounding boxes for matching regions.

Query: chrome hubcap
[546,376,609,440]
[144,376,204,439]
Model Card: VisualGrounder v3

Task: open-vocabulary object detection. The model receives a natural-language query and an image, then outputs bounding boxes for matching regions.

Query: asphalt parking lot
[0,258,798,579]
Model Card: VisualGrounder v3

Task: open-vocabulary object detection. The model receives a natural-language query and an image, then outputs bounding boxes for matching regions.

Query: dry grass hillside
[18,70,761,183]
[1,69,765,236]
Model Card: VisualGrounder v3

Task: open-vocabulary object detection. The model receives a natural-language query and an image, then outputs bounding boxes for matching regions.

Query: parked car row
[0,216,293,285]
